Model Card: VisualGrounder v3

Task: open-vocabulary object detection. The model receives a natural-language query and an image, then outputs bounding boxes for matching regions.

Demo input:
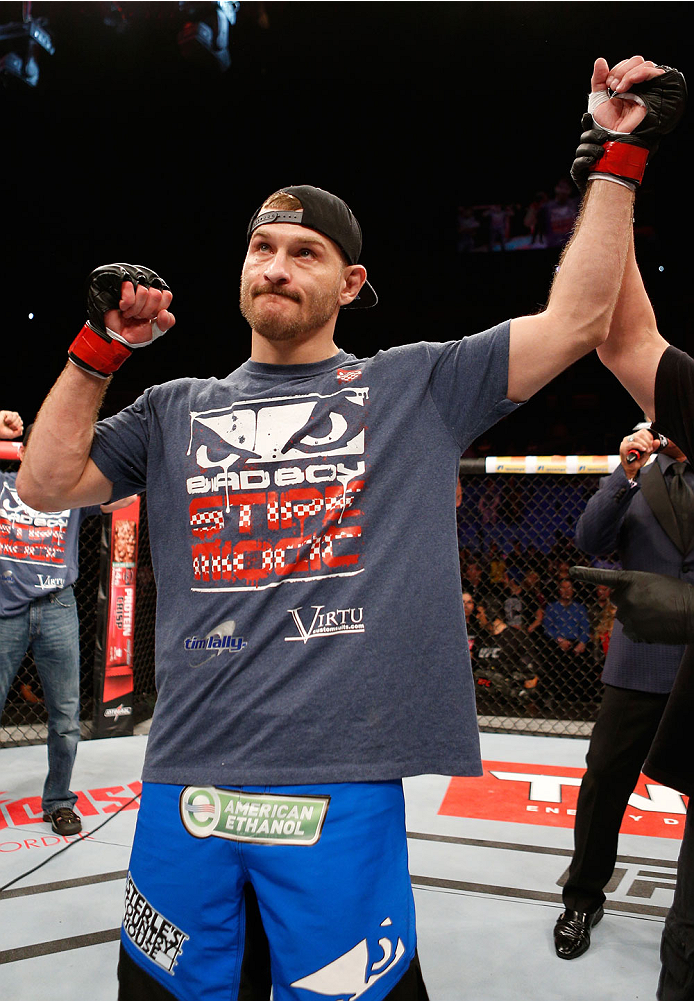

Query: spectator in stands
[502,574,525,629]
[520,569,546,636]
[462,591,480,666]
[487,541,507,588]
[460,560,492,604]
[0,421,134,836]
[541,578,591,710]
[543,577,590,654]
[473,599,539,708]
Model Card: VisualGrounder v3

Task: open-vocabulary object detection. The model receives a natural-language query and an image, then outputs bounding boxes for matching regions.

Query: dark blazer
[575,455,694,692]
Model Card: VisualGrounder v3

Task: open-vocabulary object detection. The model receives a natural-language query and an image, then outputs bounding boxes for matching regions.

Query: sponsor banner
[179,786,329,845]
[485,456,621,475]
[439,760,689,839]
[94,499,140,737]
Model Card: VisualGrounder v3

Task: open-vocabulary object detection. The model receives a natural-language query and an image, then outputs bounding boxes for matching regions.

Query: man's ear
[339,265,367,306]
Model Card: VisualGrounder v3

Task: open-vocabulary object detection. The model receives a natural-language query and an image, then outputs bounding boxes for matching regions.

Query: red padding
[69,324,132,375]
[0,441,22,461]
[596,141,649,184]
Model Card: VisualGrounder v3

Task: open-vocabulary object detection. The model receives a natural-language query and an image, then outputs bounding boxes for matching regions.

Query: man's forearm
[16,364,112,510]
[595,232,668,417]
[545,181,634,343]
[508,181,635,401]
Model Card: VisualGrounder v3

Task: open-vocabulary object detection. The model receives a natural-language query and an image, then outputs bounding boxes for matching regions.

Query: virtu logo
[285,605,364,644]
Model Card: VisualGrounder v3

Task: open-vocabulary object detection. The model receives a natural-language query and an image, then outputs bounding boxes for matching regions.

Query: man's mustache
[253,286,301,303]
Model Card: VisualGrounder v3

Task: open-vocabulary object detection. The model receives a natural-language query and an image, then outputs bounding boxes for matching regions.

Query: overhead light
[0,4,54,88]
[177,2,239,73]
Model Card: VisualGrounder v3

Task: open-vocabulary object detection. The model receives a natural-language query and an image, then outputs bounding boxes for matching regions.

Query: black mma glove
[571,65,687,193]
[68,263,170,379]
[569,565,694,644]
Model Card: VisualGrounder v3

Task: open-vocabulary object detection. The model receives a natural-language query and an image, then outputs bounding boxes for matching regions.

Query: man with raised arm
[17,56,683,1001]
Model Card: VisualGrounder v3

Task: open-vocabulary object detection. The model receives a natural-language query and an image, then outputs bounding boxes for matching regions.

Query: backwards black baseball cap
[246,184,378,309]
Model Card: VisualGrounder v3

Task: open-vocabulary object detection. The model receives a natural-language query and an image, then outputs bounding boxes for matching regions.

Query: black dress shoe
[554,906,604,959]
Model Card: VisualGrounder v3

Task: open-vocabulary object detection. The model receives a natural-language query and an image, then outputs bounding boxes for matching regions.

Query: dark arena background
[1,2,693,743]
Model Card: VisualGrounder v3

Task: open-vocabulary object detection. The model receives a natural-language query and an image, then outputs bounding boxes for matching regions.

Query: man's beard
[239,278,341,342]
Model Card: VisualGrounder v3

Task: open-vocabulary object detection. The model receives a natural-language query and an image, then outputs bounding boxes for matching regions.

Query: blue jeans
[0,586,81,814]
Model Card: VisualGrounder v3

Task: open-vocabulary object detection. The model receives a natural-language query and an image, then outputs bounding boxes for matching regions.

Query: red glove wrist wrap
[595,142,649,184]
[68,323,132,377]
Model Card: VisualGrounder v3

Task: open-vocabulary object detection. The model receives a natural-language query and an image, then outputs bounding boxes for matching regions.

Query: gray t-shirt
[91,323,519,786]
[0,470,99,616]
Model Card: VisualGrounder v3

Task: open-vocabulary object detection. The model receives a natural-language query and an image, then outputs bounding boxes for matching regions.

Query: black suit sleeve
[642,346,694,795]
[655,346,694,462]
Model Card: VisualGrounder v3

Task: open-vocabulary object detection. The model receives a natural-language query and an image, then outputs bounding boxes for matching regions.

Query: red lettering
[5,796,43,829]
[232,539,274,583]
[324,481,365,524]
[280,488,323,532]
[228,492,266,535]
[88,786,140,813]
[189,496,226,540]
[322,524,362,568]
[274,537,312,576]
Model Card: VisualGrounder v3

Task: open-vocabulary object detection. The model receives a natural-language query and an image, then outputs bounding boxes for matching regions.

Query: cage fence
[458,457,620,737]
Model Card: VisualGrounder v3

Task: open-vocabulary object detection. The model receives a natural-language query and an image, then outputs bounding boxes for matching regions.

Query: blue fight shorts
[120,780,417,1001]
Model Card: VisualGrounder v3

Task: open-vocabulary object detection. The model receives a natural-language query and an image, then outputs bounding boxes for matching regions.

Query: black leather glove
[571,65,687,193]
[569,565,694,644]
[69,263,170,379]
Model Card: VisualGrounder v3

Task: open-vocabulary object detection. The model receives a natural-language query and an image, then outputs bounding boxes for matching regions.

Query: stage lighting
[0,7,54,88]
[177,1,239,73]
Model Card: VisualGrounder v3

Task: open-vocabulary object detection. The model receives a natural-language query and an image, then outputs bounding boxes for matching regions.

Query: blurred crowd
[456,177,579,254]
[456,476,616,718]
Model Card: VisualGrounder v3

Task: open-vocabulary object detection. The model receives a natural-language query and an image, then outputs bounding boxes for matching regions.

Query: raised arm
[596,232,668,418]
[507,56,683,403]
[17,264,174,512]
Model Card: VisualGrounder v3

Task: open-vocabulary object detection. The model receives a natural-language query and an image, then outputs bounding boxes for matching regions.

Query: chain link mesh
[458,470,618,737]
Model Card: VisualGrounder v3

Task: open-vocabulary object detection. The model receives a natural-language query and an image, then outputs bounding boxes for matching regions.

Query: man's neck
[250,329,340,365]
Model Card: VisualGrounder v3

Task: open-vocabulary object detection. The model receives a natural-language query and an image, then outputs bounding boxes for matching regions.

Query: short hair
[258,190,350,267]
[22,423,34,447]
[260,191,303,213]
